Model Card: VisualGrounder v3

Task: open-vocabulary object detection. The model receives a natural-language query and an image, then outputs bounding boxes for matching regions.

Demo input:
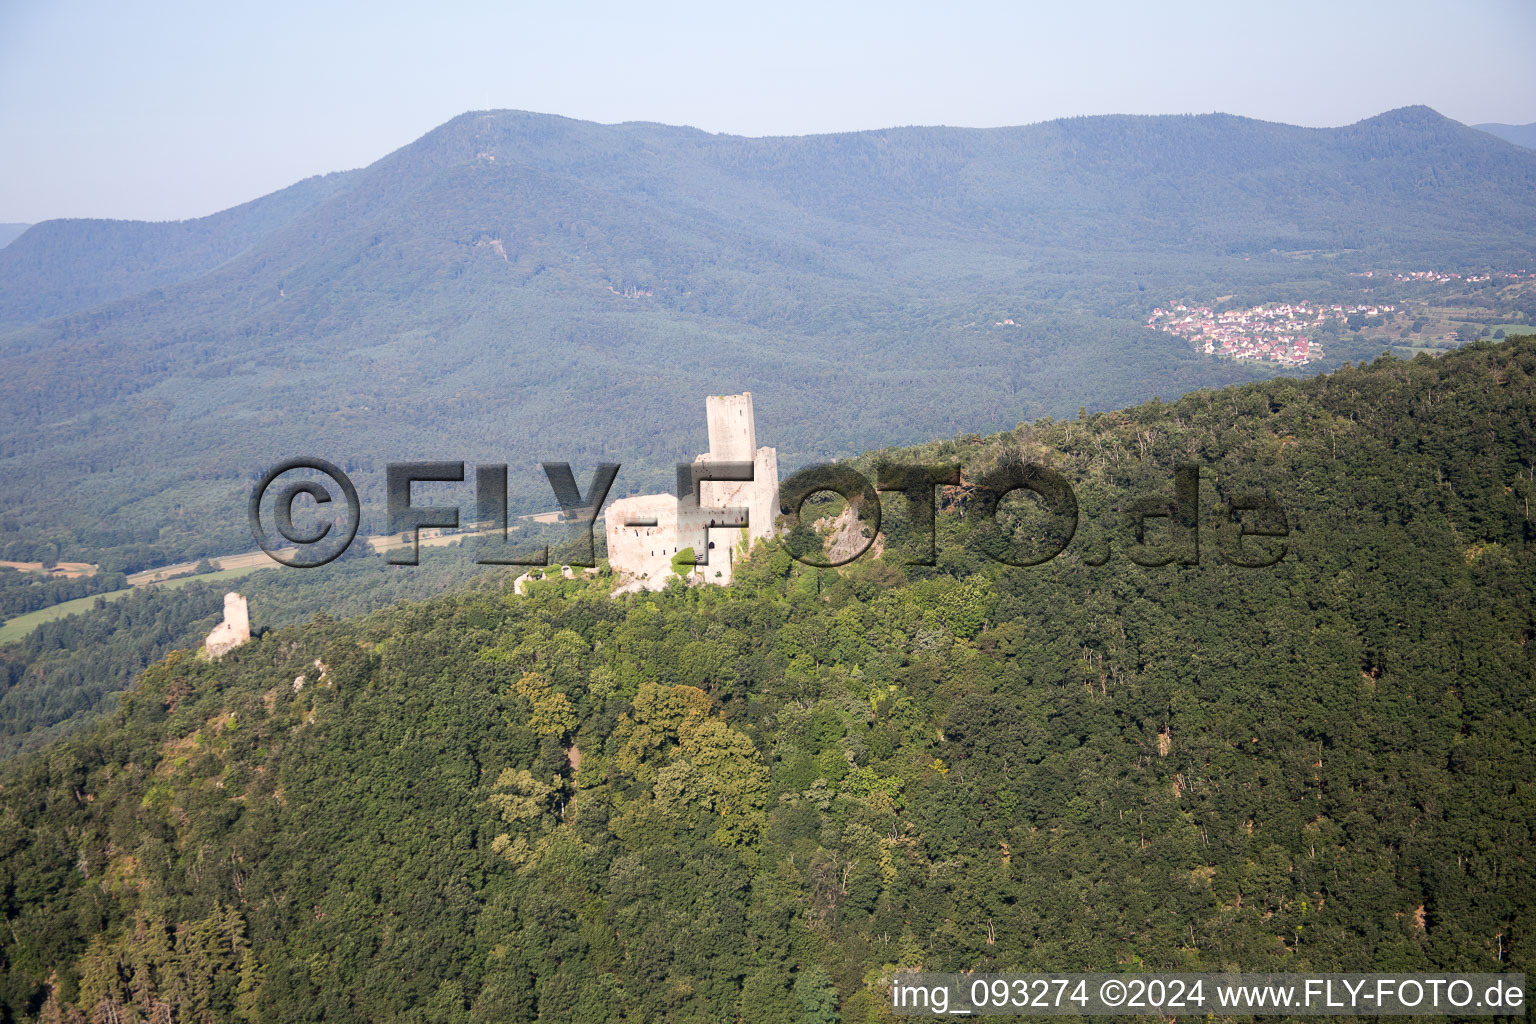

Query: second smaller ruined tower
[205,592,251,658]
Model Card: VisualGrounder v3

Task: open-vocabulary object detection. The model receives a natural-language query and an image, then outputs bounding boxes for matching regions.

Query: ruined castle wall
[604,493,680,589]
[750,445,778,543]
[205,592,251,658]
[605,392,779,592]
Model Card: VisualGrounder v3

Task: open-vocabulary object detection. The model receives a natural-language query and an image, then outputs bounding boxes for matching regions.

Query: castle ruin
[205,592,251,658]
[605,392,778,591]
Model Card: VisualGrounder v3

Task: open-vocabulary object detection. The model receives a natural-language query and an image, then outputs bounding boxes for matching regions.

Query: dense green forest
[1,339,1530,1022]
[2,106,1533,574]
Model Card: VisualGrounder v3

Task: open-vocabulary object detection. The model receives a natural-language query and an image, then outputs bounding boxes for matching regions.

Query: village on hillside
[1145,300,1395,365]
[1149,268,1536,366]
[1353,269,1535,284]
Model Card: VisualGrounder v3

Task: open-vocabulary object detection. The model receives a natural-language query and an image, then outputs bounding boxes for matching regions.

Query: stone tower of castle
[698,392,778,552]
[705,392,756,462]
[605,392,779,591]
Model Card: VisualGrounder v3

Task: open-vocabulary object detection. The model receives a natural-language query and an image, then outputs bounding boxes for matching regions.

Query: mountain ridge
[1473,121,1536,150]
[0,170,356,329]
[0,105,1532,573]
[4,105,1528,333]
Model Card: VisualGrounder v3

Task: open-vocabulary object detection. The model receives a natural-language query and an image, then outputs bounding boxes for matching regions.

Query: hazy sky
[2,0,1533,223]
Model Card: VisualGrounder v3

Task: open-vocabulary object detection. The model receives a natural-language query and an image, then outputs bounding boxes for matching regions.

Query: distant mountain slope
[1,338,1531,1022]
[0,224,28,251]
[1,106,1533,570]
[1474,121,1536,149]
[0,171,355,328]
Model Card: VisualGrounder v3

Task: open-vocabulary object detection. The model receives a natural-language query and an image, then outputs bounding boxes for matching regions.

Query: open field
[0,560,97,579]
[126,551,286,586]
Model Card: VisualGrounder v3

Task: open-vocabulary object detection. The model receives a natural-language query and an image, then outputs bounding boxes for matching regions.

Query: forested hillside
[2,106,1533,573]
[0,173,355,329]
[1474,122,1536,150]
[0,542,518,759]
[2,339,1531,1023]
